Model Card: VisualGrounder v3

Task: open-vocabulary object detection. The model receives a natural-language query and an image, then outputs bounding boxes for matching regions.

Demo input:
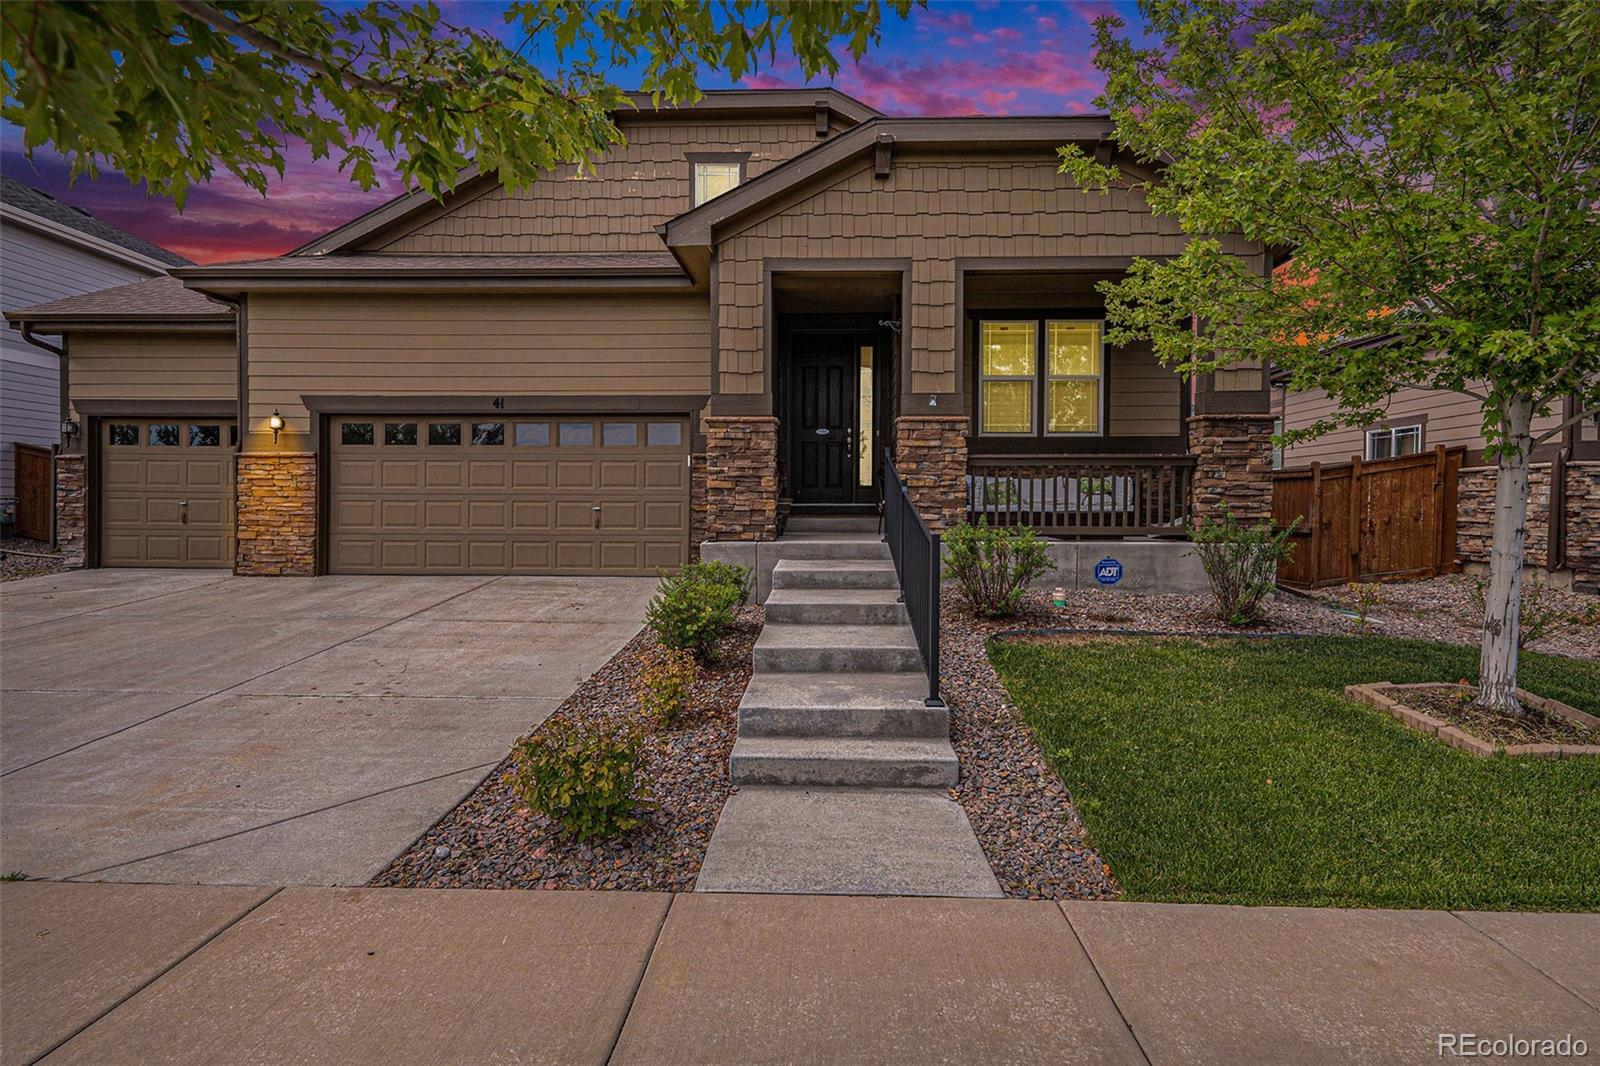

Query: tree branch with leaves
[1062,0,1599,716]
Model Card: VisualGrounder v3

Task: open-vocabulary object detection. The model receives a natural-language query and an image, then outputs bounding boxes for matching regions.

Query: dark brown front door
[790,336,857,504]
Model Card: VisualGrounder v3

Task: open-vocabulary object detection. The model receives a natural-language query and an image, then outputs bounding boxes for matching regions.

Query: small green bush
[646,569,741,657]
[942,518,1054,617]
[511,719,650,840]
[1187,507,1298,626]
[639,648,696,727]
[679,559,754,605]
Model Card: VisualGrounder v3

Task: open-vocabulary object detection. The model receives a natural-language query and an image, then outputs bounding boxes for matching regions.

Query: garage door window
[603,422,637,447]
[472,422,505,446]
[428,423,461,446]
[341,422,375,445]
[149,424,180,446]
[515,422,549,447]
[647,422,682,447]
[385,422,418,446]
[109,424,139,446]
[189,425,222,447]
[559,421,593,446]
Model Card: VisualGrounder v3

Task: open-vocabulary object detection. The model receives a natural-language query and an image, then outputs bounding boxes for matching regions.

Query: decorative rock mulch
[1,538,65,582]
[371,606,760,893]
[1302,574,1598,660]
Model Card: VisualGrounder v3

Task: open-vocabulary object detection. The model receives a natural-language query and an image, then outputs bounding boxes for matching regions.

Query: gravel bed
[1302,574,1599,660]
[371,606,759,892]
[2,538,65,582]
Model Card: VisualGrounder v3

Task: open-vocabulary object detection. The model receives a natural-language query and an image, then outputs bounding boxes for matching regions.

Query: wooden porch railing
[965,455,1196,536]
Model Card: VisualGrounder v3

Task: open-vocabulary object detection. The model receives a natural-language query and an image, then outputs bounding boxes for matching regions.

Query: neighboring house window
[978,318,1105,437]
[1366,424,1422,459]
[692,161,742,206]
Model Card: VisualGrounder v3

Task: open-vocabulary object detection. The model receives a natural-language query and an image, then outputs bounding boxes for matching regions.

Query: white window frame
[977,320,1038,437]
[1043,319,1106,437]
[692,160,743,207]
[1365,424,1423,460]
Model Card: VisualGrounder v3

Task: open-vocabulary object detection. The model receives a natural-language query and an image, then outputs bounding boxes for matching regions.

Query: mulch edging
[1346,682,1600,757]
[1,538,65,583]
[371,606,759,892]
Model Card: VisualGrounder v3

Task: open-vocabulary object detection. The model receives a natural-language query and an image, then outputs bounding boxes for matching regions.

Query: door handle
[179,500,189,525]
[592,504,602,530]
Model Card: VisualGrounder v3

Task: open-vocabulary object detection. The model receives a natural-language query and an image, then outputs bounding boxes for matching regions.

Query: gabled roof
[659,115,1119,250]
[4,276,235,330]
[0,176,191,269]
[175,251,690,297]
[292,88,879,258]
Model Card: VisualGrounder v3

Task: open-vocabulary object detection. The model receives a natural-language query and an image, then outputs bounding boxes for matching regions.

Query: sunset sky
[0,0,1145,264]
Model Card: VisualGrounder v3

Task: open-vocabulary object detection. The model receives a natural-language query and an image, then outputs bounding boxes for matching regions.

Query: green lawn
[989,636,1600,911]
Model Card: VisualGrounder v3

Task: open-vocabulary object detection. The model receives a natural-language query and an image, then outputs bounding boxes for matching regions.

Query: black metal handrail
[882,448,943,708]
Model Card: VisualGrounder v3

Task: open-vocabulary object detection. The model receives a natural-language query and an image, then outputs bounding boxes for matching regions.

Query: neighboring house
[0,175,191,536]
[6,90,1283,582]
[1275,376,1599,589]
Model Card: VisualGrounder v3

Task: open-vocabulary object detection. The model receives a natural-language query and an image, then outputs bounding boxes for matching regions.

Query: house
[1275,377,1600,590]
[5,90,1282,587]
[0,176,190,538]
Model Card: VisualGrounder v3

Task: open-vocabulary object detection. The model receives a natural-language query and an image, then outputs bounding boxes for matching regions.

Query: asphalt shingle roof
[1,175,191,268]
[5,275,233,321]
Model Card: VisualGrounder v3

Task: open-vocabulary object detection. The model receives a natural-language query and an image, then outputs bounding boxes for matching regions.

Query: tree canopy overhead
[1062,0,1598,714]
[2,0,911,206]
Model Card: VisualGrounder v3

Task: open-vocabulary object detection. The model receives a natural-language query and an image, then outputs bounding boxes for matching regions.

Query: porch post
[1188,362,1276,525]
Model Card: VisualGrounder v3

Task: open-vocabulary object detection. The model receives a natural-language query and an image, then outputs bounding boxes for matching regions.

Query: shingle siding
[373,118,821,254]
[715,153,1262,395]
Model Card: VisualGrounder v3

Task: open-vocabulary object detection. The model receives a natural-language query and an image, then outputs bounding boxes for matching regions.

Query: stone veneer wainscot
[703,416,778,541]
[893,415,968,532]
[53,452,86,568]
[236,453,316,576]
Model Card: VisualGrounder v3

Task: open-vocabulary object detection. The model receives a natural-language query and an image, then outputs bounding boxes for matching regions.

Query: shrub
[639,648,696,727]
[679,559,754,605]
[511,719,650,840]
[942,518,1054,617]
[1187,508,1298,626]
[1347,581,1382,631]
[646,569,741,658]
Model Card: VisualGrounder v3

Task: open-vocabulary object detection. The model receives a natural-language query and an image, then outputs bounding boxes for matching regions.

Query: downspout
[18,323,66,550]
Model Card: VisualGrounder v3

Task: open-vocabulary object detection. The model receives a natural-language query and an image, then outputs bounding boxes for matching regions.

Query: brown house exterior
[1276,381,1600,590]
[7,90,1281,582]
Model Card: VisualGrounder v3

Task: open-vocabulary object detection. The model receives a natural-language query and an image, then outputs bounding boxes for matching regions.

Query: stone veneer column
[1456,464,1553,568]
[53,453,86,568]
[702,416,778,541]
[689,452,709,558]
[236,453,317,576]
[893,415,968,532]
[1565,461,1600,592]
[1187,413,1277,525]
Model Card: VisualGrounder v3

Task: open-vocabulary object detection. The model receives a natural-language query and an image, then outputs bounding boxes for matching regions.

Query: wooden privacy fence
[1272,445,1465,588]
[13,443,52,542]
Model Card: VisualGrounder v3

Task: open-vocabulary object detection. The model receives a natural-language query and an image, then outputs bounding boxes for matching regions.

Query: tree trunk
[1477,396,1534,717]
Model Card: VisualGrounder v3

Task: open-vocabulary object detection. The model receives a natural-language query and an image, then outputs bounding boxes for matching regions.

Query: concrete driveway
[0,569,655,886]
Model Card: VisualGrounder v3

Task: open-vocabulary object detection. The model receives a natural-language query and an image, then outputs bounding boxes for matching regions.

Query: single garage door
[99,418,236,567]
[329,414,690,575]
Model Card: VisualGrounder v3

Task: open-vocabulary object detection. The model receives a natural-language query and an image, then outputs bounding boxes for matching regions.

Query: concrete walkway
[0,569,654,885]
[2,882,1594,1065]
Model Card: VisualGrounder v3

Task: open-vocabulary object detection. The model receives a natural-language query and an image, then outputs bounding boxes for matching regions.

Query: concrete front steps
[700,525,1000,898]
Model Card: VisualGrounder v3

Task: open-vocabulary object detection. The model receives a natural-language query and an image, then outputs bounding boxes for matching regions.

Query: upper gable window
[693,161,743,207]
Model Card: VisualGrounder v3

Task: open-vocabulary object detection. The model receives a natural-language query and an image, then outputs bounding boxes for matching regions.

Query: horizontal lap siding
[1281,385,1564,467]
[68,333,237,410]
[715,154,1261,396]
[1108,346,1182,437]
[246,293,710,451]
[375,119,818,254]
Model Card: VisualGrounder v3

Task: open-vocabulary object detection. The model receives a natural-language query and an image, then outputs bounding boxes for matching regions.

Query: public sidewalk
[2,882,1595,1065]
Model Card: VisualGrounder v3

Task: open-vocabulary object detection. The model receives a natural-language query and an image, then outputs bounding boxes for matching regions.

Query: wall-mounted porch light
[269,410,285,444]
[60,417,80,443]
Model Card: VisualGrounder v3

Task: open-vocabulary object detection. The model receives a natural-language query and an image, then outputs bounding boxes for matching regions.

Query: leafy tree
[1062,0,1599,716]
[2,0,911,206]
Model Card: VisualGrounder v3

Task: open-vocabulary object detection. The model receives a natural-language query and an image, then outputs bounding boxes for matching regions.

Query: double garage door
[328,413,690,575]
[99,417,236,568]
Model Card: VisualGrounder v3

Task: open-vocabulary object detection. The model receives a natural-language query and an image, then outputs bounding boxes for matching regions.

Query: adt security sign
[1093,557,1124,586]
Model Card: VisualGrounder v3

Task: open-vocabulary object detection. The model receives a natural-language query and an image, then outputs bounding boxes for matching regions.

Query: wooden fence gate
[13,443,52,542]
[1272,445,1464,588]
